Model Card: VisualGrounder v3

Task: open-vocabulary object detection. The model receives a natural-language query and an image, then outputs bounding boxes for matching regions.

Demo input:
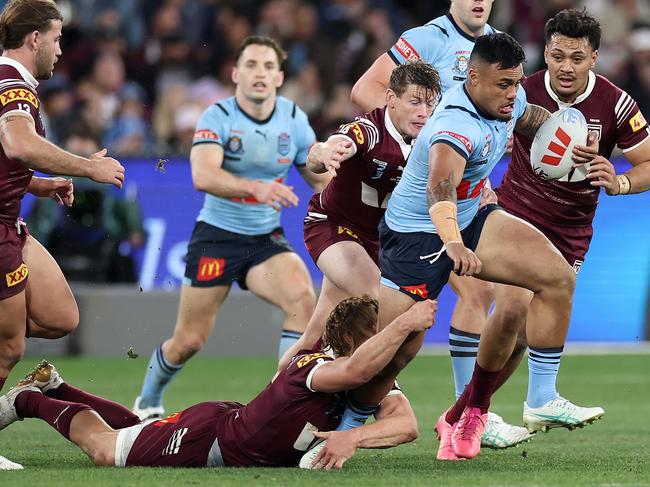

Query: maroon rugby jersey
[216,350,344,467]
[317,106,411,236]
[498,70,649,227]
[0,57,45,225]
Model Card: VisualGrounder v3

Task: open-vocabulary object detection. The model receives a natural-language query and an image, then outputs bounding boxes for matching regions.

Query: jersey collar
[0,56,38,89]
[384,107,413,160]
[544,70,596,109]
[446,13,486,42]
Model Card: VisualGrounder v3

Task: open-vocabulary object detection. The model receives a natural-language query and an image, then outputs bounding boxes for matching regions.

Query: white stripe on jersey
[0,79,33,91]
[615,91,634,127]
[355,117,380,150]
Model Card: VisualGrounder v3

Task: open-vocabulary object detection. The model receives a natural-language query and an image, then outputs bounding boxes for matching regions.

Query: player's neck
[1,49,36,77]
[235,92,276,122]
[449,11,485,39]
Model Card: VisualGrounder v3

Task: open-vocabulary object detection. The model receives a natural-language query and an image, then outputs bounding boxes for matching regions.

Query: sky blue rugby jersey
[192,96,316,235]
[388,14,497,94]
[385,83,527,234]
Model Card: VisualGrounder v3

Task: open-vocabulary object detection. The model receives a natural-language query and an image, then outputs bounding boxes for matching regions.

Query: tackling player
[349,0,530,448]
[0,0,124,470]
[438,8,649,457]
[276,60,440,371]
[0,297,437,470]
[133,36,328,421]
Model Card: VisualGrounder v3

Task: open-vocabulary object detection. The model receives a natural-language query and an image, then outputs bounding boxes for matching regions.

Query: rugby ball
[530,107,588,180]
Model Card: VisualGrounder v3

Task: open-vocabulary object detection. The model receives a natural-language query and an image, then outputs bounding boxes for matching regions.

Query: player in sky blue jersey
[350,0,533,449]
[133,36,328,421]
[345,33,599,461]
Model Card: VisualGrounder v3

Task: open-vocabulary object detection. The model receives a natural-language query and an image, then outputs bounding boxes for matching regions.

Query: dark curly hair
[470,32,526,70]
[389,60,441,99]
[323,296,378,357]
[545,8,601,51]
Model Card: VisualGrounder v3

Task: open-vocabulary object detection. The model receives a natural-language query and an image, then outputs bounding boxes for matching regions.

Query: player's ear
[231,65,239,84]
[590,50,598,68]
[275,69,284,88]
[386,89,396,108]
[468,67,479,86]
[543,45,549,65]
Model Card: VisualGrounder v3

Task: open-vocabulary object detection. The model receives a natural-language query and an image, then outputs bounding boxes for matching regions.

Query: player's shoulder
[204,96,236,118]
[276,95,304,119]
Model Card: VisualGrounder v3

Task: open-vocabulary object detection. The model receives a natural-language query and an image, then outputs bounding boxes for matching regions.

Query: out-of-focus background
[16,0,650,356]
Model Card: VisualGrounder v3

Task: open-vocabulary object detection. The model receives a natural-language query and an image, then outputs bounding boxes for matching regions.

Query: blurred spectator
[39,74,76,145]
[103,82,154,157]
[621,24,650,116]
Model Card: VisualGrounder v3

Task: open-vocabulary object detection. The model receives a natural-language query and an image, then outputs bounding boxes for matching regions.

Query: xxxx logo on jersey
[5,263,28,287]
[0,88,38,108]
[296,352,329,368]
[337,226,359,240]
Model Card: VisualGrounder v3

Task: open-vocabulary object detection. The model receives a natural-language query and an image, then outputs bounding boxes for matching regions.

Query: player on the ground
[338,32,601,462]
[349,0,530,449]
[133,36,329,421]
[0,0,124,470]
[0,297,436,470]
[438,8,649,457]
[276,60,440,370]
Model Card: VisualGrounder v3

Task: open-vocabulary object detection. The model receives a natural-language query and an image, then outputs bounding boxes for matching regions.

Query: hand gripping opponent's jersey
[498,70,650,227]
[388,14,497,94]
[386,83,527,233]
[192,96,316,235]
[315,106,412,236]
[0,57,45,225]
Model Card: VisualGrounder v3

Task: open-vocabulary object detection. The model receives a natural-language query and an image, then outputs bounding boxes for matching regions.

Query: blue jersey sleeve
[192,103,228,146]
[428,111,481,160]
[388,23,445,66]
[292,106,316,166]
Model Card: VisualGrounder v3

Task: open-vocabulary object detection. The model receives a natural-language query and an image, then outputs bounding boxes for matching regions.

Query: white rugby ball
[530,107,588,180]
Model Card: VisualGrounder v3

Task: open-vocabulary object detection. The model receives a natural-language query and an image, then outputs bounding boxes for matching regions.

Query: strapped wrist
[616,174,631,195]
[428,201,462,244]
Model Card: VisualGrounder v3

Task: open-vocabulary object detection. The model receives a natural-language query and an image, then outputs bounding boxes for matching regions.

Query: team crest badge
[452,52,470,76]
[277,132,291,156]
[227,136,244,154]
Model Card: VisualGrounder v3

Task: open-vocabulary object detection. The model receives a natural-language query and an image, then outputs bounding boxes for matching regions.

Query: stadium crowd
[6,0,648,158]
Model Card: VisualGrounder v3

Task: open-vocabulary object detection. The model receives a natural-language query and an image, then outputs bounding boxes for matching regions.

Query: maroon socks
[15,391,91,440]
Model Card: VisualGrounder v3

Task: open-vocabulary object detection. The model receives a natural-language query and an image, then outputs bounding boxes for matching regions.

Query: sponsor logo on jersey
[437,131,473,154]
[226,135,244,154]
[629,111,647,132]
[296,352,329,368]
[5,263,28,287]
[0,88,39,108]
[337,225,359,240]
[196,257,225,281]
[277,132,291,155]
[572,260,584,274]
[162,427,189,456]
[400,283,428,299]
[541,127,571,166]
[348,123,364,144]
[154,411,183,427]
[394,37,420,61]
[452,52,470,76]
[193,129,219,142]
[370,159,388,179]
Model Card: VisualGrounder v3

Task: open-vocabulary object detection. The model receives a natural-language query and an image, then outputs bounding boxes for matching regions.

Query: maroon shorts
[499,196,592,273]
[0,220,29,300]
[303,194,380,266]
[118,401,239,468]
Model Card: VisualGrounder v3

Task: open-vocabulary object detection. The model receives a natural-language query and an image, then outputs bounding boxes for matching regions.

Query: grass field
[1,354,649,486]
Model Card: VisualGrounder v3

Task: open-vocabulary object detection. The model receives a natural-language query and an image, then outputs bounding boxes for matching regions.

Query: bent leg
[0,292,27,391]
[23,236,78,338]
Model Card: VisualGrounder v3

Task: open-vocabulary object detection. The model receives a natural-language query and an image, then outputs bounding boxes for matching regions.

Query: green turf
[1,354,649,486]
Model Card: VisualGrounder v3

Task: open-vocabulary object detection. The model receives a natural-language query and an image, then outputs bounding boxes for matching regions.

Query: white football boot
[132,396,165,422]
[0,454,23,470]
[523,396,605,433]
[481,412,535,449]
[298,440,326,469]
[0,381,41,431]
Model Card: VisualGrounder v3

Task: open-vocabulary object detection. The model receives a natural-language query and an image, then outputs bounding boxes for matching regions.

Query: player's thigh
[378,284,418,331]
[23,235,78,331]
[172,284,230,340]
[317,241,379,298]
[474,210,574,292]
[245,251,315,312]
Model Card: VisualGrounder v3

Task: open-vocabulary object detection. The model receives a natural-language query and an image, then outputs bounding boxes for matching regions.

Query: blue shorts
[184,221,293,290]
[379,204,500,301]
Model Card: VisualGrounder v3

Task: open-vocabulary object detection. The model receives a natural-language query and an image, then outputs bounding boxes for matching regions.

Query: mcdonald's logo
[401,283,428,299]
[196,257,225,281]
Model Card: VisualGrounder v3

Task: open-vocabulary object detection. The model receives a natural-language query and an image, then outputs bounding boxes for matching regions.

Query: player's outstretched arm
[306,136,355,177]
[0,113,124,187]
[591,137,650,195]
[350,53,396,112]
[191,143,298,209]
[309,393,418,470]
[309,300,436,393]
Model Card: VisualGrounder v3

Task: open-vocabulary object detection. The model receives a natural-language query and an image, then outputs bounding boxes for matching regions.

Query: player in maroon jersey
[0,297,436,470]
[0,0,124,469]
[438,8,650,459]
[277,61,440,371]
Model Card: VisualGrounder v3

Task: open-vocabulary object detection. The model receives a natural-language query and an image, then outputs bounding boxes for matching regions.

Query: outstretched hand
[88,148,125,188]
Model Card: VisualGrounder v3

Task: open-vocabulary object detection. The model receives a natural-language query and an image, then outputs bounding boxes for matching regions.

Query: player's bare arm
[310,393,418,470]
[296,164,331,192]
[28,176,74,206]
[426,143,482,276]
[310,300,437,393]
[514,103,551,139]
[591,137,650,195]
[306,136,355,177]
[190,143,298,210]
[0,113,124,188]
[350,53,397,112]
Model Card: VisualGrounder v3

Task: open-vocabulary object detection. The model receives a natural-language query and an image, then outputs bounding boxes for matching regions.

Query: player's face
[232,44,284,103]
[470,62,524,121]
[450,0,494,34]
[34,20,62,80]
[544,34,597,103]
[388,84,437,139]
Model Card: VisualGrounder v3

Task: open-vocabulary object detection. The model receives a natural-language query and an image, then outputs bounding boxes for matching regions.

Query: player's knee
[170,332,207,361]
[404,417,419,443]
[550,264,576,295]
[493,303,528,336]
[90,447,115,467]
[512,333,528,356]
[457,281,495,314]
[0,337,25,369]
[285,282,316,317]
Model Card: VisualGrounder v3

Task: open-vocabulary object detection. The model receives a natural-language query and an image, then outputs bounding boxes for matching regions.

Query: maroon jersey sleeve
[0,82,40,122]
[288,351,334,392]
[613,90,650,151]
[333,117,380,157]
